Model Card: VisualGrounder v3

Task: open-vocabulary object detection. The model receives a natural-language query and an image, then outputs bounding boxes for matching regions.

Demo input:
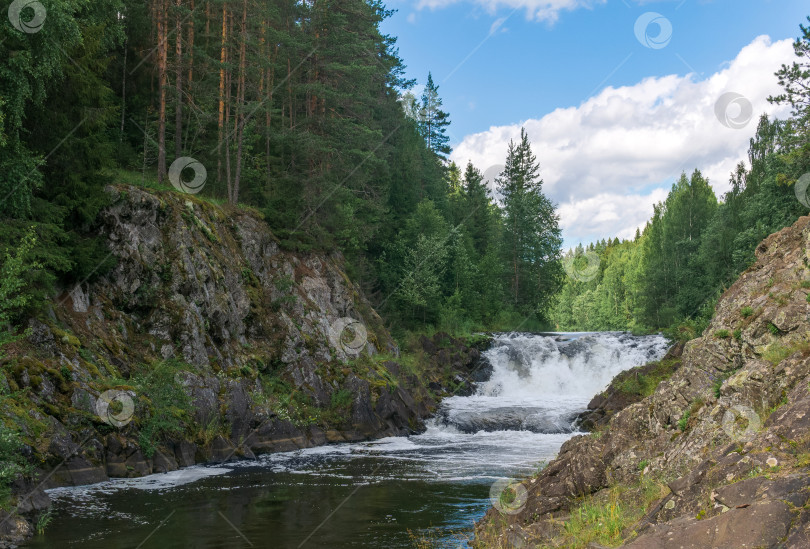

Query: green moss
[741,306,754,318]
[714,329,730,339]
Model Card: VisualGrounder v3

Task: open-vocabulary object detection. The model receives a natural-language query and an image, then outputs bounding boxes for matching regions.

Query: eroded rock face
[0,187,492,546]
[475,216,810,548]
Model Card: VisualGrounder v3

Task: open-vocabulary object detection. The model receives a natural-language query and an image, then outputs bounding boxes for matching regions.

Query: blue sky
[381,0,808,247]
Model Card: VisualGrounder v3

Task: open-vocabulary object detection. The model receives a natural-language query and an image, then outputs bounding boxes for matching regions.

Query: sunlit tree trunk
[156,0,169,183]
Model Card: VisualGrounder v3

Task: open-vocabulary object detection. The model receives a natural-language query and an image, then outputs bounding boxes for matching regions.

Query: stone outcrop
[475,216,810,548]
[0,186,490,546]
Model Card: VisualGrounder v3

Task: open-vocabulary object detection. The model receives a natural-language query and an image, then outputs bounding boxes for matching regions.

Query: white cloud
[416,0,606,23]
[450,35,795,247]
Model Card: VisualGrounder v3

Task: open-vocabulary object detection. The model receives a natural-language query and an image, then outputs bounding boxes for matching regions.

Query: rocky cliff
[0,186,489,546]
[475,215,810,548]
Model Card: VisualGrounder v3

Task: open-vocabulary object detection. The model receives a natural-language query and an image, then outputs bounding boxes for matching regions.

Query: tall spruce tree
[497,128,562,317]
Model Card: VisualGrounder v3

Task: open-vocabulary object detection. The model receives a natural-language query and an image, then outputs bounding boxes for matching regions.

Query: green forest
[552,107,810,337]
[0,0,563,338]
[1,1,809,339]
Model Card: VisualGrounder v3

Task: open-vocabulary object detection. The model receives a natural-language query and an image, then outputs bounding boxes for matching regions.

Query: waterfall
[435,332,670,434]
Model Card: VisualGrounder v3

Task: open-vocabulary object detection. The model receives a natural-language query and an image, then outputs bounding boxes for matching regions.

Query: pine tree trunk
[142,108,150,183]
[225,11,233,198]
[174,0,183,159]
[157,0,169,183]
[217,3,227,183]
[119,28,128,147]
[266,44,277,186]
[188,0,194,86]
[232,0,247,205]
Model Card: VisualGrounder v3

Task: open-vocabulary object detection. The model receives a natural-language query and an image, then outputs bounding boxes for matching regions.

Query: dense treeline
[552,19,810,335]
[0,0,562,334]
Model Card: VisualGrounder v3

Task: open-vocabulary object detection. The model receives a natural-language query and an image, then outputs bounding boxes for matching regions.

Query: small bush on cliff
[0,423,31,509]
[330,389,353,413]
[132,360,193,458]
[678,410,691,431]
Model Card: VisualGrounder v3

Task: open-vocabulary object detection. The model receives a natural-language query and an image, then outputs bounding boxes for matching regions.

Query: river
[27,332,669,548]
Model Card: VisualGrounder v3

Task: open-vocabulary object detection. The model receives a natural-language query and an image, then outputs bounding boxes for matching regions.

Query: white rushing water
[48,332,671,499]
[36,332,672,549]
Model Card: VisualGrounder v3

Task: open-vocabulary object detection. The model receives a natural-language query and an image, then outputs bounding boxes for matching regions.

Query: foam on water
[46,465,232,498]
[49,332,670,494]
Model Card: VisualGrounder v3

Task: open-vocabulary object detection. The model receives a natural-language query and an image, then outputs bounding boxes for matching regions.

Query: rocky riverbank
[0,186,491,546]
[475,215,810,548]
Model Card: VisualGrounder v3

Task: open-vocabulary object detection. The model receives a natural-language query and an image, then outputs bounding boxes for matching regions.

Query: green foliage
[768,323,780,335]
[613,359,681,399]
[497,128,563,318]
[559,476,668,549]
[678,398,704,431]
[768,16,810,133]
[0,422,31,509]
[714,329,730,339]
[417,73,452,159]
[330,389,353,411]
[0,229,41,327]
[552,107,809,336]
[763,340,810,365]
[678,410,692,431]
[36,509,54,535]
[131,360,192,458]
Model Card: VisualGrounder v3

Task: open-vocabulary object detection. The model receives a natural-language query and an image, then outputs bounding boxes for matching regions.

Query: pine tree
[462,162,495,257]
[768,17,810,138]
[418,72,451,159]
[497,128,562,317]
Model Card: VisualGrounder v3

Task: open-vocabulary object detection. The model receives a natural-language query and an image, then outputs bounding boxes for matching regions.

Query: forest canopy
[0,2,809,339]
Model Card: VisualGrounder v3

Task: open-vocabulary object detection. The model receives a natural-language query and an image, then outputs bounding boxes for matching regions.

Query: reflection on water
[26,332,669,548]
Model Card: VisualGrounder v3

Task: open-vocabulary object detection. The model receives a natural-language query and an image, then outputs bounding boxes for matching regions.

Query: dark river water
[26,332,669,548]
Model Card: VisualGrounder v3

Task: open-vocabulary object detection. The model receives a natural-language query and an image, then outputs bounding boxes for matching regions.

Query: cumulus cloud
[416,0,606,22]
[450,36,795,247]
